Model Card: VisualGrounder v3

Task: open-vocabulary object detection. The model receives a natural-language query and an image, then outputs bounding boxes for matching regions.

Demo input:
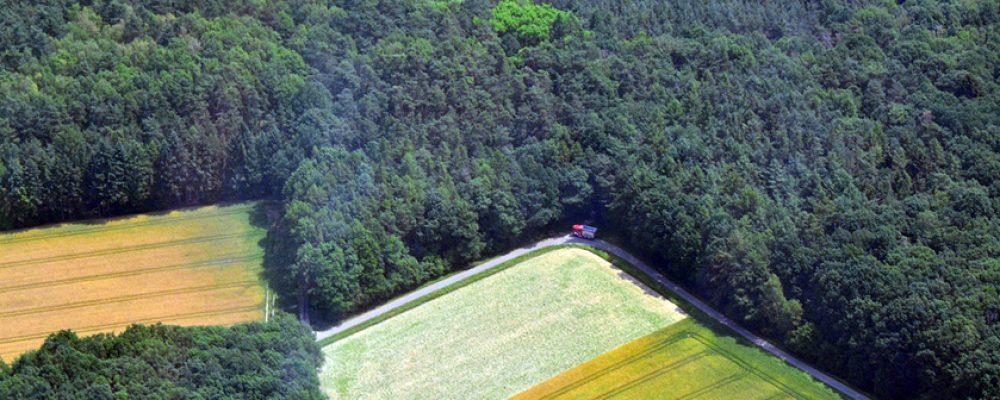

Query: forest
[1,0,998,398]
[0,315,323,399]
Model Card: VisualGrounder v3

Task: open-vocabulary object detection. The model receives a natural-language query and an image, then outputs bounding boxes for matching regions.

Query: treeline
[1,0,999,398]
[0,315,323,399]
[0,0,320,228]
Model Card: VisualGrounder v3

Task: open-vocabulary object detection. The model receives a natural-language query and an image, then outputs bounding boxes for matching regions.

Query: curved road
[315,235,868,400]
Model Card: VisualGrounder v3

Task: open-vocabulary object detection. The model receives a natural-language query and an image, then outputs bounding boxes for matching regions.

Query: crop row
[0,304,263,345]
[0,255,262,294]
[0,231,259,269]
[536,334,697,400]
[589,352,713,400]
[687,333,803,399]
[533,329,799,400]
[0,205,254,245]
[672,373,749,400]
[0,280,261,320]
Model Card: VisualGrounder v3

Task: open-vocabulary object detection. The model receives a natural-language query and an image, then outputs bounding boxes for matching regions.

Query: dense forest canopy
[0,315,323,399]
[1,0,998,398]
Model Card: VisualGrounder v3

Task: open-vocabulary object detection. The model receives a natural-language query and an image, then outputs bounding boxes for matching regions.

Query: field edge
[0,202,270,363]
[320,242,851,399]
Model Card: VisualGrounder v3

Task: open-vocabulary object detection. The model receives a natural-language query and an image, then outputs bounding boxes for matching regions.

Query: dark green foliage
[3,0,1000,398]
[0,314,323,399]
[0,0,318,228]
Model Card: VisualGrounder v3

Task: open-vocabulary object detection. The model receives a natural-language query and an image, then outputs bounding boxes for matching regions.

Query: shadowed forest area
[1,0,998,398]
[0,315,323,399]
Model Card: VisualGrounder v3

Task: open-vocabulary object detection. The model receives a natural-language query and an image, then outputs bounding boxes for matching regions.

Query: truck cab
[572,224,598,239]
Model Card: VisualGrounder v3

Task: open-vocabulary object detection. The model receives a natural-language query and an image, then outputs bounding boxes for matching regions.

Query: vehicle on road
[572,224,598,239]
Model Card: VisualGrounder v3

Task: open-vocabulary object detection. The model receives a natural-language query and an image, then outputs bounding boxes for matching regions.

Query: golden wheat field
[0,203,268,362]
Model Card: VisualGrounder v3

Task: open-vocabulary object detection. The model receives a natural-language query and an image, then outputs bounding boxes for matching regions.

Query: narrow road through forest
[314,235,868,400]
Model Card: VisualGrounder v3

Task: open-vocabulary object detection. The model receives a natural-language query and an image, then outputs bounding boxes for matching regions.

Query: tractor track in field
[316,236,868,400]
[0,255,263,294]
[0,231,261,269]
[0,304,264,345]
[591,352,711,400]
[674,372,750,400]
[535,335,696,400]
[762,392,795,400]
[0,205,254,245]
[691,332,807,400]
[0,280,262,320]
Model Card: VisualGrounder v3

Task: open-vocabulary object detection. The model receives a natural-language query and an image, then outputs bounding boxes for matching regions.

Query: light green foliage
[490,0,571,42]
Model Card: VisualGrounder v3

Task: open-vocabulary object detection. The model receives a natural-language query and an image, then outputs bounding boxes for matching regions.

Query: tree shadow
[249,201,302,323]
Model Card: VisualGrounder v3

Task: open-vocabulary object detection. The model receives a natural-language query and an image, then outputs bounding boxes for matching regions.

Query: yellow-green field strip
[531,330,812,400]
[532,335,700,399]
[0,231,260,269]
[0,204,253,245]
[0,255,262,293]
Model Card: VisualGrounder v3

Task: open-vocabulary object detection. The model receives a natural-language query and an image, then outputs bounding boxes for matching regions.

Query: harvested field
[0,204,268,362]
[514,319,840,400]
[320,248,687,400]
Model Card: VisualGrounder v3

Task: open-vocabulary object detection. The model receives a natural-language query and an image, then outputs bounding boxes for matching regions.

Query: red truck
[572,224,598,239]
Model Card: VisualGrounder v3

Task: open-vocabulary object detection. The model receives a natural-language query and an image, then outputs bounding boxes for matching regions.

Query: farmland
[0,203,268,362]
[514,319,840,400]
[319,248,686,399]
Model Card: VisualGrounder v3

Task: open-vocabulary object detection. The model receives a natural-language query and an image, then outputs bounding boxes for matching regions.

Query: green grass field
[319,248,687,399]
[0,203,269,362]
[514,319,841,400]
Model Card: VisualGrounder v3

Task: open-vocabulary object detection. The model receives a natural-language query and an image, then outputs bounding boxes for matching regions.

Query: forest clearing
[319,248,685,399]
[0,203,267,362]
[515,319,840,400]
